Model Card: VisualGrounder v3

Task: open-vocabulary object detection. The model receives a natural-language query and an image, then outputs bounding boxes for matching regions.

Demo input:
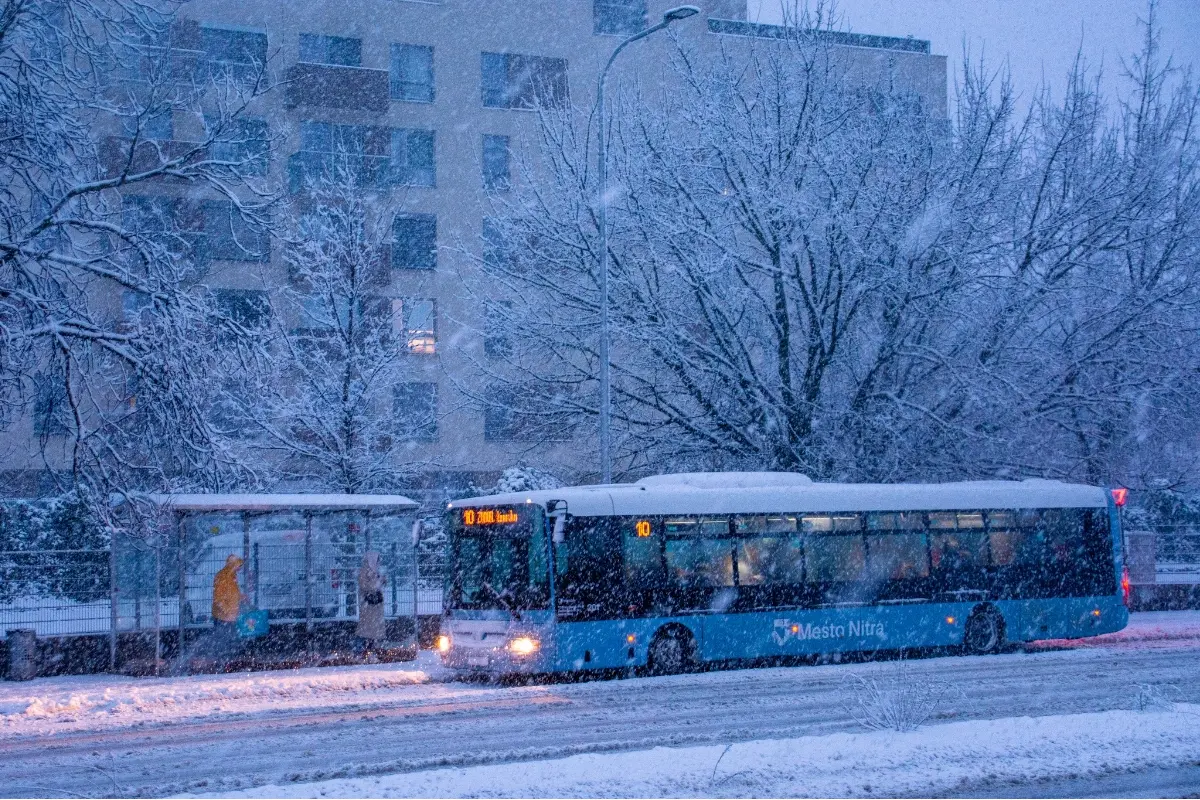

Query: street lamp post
[597,5,700,484]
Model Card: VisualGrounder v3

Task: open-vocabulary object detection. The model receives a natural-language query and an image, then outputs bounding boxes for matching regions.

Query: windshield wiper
[481,580,521,621]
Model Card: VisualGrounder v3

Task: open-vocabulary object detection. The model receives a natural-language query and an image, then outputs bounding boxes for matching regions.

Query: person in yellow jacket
[212,554,244,630]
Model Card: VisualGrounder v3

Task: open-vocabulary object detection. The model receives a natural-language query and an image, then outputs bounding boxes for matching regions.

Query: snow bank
[195,705,1200,799]
[0,653,449,737]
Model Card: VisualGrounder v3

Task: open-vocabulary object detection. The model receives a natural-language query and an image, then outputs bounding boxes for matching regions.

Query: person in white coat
[356,551,387,656]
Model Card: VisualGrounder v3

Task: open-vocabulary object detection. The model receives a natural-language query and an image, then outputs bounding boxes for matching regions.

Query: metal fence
[0,540,447,641]
[1125,527,1200,585]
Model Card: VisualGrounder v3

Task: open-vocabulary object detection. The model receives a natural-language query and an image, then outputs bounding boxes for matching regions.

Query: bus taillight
[1111,487,1128,507]
[1121,566,1131,607]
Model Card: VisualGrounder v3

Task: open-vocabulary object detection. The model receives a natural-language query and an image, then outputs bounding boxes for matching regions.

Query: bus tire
[647,626,697,676]
[963,606,1005,655]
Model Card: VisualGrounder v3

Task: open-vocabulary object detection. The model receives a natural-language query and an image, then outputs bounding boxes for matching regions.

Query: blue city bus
[438,473,1128,676]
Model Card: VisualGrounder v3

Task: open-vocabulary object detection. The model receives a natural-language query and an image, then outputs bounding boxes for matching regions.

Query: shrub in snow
[842,660,959,733]
[489,467,562,494]
[0,493,108,603]
[1132,682,1182,712]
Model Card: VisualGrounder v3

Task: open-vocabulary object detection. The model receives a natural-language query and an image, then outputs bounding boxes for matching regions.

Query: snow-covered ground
[0,651,449,739]
[191,705,1200,799]
[1,611,1198,798]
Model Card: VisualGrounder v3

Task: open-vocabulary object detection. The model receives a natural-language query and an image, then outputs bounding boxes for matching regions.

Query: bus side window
[929,511,988,570]
[737,535,805,585]
[804,539,865,583]
[621,517,664,588]
[865,512,929,581]
[986,510,1022,566]
[865,531,930,580]
[664,517,733,588]
[734,515,802,586]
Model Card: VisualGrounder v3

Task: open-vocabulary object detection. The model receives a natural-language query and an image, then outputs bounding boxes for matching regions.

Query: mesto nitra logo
[772,618,886,645]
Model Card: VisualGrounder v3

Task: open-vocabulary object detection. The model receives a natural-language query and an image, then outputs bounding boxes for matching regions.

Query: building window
[299,34,362,67]
[594,0,647,35]
[482,134,510,192]
[291,121,429,192]
[129,108,173,141]
[213,288,271,330]
[208,117,269,175]
[201,26,268,65]
[482,217,513,270]
[393,298,436,354]
[392,214,436,270]
[390,44,434,102]
[481,52,568,110]
[394,382,438,441]
[391,128,435,187]
[199,200,270,263]
[484,389,521,441]
[300,121,388,155]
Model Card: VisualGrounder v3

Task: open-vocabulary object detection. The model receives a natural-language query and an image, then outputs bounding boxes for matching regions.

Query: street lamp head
[663,5,701,24]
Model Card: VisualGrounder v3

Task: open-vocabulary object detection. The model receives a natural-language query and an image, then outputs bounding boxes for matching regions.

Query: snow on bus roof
[134,493,419,512]
[447,473,1108,517]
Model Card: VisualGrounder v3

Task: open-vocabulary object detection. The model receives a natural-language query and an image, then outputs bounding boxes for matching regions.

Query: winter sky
[748,0,1200,105]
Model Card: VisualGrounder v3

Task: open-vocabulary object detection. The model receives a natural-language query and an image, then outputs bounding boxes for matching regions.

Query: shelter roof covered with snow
[134,493,419,512]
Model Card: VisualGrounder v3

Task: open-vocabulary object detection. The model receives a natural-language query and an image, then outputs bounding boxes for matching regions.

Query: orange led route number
[635,520,652,537]
[462,508,519,526]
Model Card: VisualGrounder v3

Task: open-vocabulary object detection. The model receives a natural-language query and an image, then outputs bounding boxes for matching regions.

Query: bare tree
[467,11,1200,489]
[469,27,978,479]
[0,0,276,506]
[231,165,437,493]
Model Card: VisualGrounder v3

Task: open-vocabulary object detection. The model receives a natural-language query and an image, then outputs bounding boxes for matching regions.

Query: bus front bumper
[437,621,553,673]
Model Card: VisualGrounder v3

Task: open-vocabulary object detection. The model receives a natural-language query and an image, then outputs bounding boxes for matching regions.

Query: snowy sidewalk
[188,705,1200,798]
[0,651,450,739]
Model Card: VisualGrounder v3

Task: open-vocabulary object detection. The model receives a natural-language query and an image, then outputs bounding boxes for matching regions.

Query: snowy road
[2,613,1199,798]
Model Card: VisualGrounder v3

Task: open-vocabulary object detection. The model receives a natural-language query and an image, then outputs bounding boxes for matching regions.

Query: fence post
[154,543,162,672]
[109,537,118,671]
[252,542,260,608]
[133,546,142,632]
[411,529,420,649]
[304,512,313,651]
[390,541,398,618]
[242,513,252,606]
[177,512,186,663]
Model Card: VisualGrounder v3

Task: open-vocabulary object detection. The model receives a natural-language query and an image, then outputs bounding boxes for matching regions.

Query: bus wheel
[647,627,696,676]
[963,607,1004,655]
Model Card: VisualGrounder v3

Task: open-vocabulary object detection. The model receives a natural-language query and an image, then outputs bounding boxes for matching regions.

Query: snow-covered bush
[0,494,109,603]
[489,466,562,494]
[842,660,958,732]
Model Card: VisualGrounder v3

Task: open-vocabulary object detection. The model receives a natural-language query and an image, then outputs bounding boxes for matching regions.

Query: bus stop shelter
[128,493,422,667]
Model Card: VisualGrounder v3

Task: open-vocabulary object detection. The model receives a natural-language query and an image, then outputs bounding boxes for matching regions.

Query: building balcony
[284,63,389,113]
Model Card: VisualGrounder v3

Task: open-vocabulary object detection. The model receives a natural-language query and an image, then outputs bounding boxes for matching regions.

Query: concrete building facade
[3,0,946,500]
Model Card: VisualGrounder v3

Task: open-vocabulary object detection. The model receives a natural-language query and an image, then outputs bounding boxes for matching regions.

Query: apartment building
[4,0,946,500]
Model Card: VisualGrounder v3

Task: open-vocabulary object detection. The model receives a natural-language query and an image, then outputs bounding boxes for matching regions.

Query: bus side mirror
[552,515,565,544]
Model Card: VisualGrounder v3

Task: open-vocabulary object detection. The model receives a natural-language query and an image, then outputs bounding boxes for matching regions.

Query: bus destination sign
[462,507,520,527]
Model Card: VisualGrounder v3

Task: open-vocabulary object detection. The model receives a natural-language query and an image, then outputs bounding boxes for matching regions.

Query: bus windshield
[447,505,550,612]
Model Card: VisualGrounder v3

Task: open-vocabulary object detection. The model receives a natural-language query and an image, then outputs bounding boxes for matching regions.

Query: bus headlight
[507,636,540,655]
[436,635,451,653]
